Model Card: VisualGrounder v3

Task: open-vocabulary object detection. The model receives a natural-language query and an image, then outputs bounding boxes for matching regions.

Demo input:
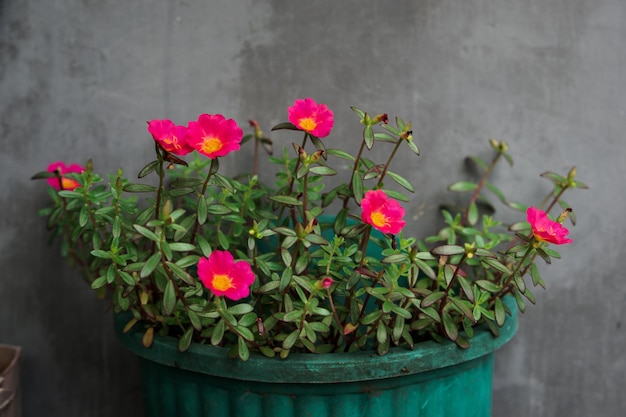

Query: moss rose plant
[33,98,587,360]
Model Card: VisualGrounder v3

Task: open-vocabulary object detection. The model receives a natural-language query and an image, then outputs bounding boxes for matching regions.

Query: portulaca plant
[33,98,587,360]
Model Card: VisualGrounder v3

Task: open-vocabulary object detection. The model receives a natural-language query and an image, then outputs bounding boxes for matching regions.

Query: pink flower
[321,277,333,289]
[187,114,243,159]
[198,250,255,300]
[147,119,193,156]
[526,207,573,245]
[361,190,406,234]
[46,162,85,191]
[288,98,334,138]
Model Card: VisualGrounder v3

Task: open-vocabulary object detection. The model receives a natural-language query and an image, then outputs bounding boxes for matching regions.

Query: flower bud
[371,113,389,124]
[556,208,572,224]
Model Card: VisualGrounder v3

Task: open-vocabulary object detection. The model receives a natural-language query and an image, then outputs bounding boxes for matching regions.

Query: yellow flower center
[370,211,389,228]
[61,178,79,190]
[212,274,234,291]
[201,137,223,154]
[298,117,317,132]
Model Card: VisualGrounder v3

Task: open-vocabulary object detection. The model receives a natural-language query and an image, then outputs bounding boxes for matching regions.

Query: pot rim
[114,298,517,384]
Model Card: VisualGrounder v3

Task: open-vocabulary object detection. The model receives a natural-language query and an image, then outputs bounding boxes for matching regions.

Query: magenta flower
[361,190,406,234]
[147,119,193,156]
[46,162,85,191]
[198,250,255,300]
[526,207,573,245]
[321,277,334,289]
[288,98,334,138]
[187,114,243,159]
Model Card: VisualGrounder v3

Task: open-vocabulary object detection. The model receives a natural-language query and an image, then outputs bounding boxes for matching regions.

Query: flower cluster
[33,98,586,359]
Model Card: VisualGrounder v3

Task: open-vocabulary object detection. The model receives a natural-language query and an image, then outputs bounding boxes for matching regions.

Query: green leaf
[475,280,501,293]
[196,235,211,257]
[467,202,478,225]
[123,183,157,193]
[430,245,465,256]
[326,148,355,161]
[79,205,89,227]
[350,106,365,119]
[481,258,511,275]
[168,242,196,252]
[211,320,225,345]
[269,195,302,206]
[421,291,445,308]
[448,182,477,192]
[279,267,293,292]
[238,336,250,361]
[309,166,336,176]
[140,252,162,278]
[163,280,176,315]
[138,160,160,178]
[197,196,208,225]
[133,224,159,242]
[206,205,232,215]
[271,122,299,131]
[494,298,505,326]
[352,174,364,204]
[178,327,193,352]
[485,182,508,204]
[373,132,396,143]
[228,304,254,315]
[166,261,195,285]
[364,125,374,149]
[387,171,415,192]
[282,329,299,350]
[406,139,420,156]
[382,254,407,264]
[442,311,458,341]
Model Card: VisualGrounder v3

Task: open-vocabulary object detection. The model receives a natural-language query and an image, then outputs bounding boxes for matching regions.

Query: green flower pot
[114,299,517,417]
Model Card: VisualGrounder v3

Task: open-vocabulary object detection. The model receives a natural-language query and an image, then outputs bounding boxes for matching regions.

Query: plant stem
[461,152,502,226]
[376,139,403,188]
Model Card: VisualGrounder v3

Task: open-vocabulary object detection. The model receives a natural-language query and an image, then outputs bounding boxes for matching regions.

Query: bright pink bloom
[321,277,334,289]
[288,98,334,138]
[526,207,573,245]
[147,119,193,156]
[198,250,255,300]
[186,114,243,159]
[46,162,85,191]
[361,190,406,234]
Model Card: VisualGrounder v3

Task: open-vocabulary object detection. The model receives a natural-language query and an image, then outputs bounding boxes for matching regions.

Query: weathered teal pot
[114,301,517,417]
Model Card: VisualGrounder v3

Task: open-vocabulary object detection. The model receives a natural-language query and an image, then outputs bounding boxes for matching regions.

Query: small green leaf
[309,166,336,176]
[387,171,415,192]
[123,183,157,193]
[269,195,302,206]
[211,320,225,345]
[197,196,208,225]
[442,311,458,341]
[430,245,465,256]
[494,297,505,326]
[138,160,160,178]
[79,205,89,227]
[163,280,176,315]
[238,336,250,361]
[133,224,159,242]
[271,122,299,132]
[352,174,364,204]
[141,252,162,278]
[364,125,374,149]
[178,327,193,352]
[421,291,445,308]
[448,182,477,192]
[475,280,501,293]
[467,202,478,226]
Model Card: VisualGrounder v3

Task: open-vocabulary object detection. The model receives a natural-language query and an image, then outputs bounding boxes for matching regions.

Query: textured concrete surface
[1,1,624,416]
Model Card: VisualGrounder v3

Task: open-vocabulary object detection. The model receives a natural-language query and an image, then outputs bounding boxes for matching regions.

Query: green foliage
[32,108,587,361]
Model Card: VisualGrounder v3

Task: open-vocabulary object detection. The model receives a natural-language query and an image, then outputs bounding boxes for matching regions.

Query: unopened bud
[372,113,389,124]
[556,208,572,224]
[567,166,577,181]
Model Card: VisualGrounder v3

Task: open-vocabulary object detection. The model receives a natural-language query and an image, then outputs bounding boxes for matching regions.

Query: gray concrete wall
[1,1,623,416]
